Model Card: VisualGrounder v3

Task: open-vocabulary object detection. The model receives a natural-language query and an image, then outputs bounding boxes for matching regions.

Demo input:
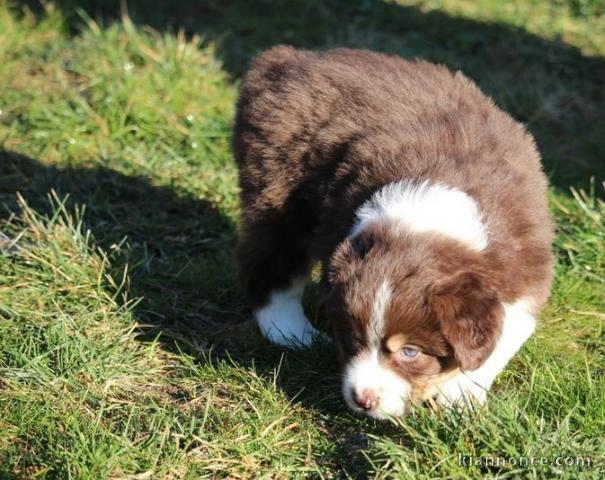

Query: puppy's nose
[353,388,378,410]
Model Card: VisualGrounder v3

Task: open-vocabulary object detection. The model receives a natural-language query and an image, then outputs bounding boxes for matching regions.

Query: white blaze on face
[342,280,412,418]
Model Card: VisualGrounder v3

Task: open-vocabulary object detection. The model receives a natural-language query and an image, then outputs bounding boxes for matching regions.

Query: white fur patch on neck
[350,180,488,251]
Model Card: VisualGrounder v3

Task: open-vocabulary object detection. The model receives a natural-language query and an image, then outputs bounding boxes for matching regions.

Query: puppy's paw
[260,317,322,349]
[435,373,488,409]
[255,292,325,349]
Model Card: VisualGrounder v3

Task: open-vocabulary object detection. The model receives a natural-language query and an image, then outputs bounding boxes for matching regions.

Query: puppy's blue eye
[401,346,419,359]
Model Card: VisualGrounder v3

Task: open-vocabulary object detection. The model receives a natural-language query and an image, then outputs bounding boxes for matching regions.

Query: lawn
[0,0,604,478]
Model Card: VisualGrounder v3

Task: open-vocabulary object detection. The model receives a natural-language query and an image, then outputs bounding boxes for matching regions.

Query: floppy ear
[321,230,373,306]
[429,271,503,371]
[327,227,380,280]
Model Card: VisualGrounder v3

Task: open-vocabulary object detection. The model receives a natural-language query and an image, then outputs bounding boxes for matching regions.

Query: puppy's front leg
[255,277,321,348]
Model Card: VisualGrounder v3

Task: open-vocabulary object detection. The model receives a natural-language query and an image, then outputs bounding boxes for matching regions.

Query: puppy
[233,46,553,419]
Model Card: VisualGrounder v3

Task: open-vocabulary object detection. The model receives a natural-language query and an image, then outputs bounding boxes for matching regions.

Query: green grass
[0,1,604,478]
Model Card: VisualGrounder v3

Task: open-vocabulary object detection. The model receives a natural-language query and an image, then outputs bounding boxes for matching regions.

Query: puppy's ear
[322,227,380,318]
[328,227,379,279]
[350,228,377,258]
[429,271,503,371]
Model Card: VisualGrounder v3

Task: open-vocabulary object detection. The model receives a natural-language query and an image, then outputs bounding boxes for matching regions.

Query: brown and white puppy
[233,46,553,419]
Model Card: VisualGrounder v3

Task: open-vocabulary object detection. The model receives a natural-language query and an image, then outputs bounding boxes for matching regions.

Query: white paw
[259,317,321,349]
[255,282,325,349]
[435,373,488,409]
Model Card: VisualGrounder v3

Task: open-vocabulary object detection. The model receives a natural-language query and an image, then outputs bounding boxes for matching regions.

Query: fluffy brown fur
[233,46,553,408]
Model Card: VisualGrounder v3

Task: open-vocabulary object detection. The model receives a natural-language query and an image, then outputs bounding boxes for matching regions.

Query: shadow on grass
[1,150,393,476]
[31,0,605,191]
[0,150,238,320]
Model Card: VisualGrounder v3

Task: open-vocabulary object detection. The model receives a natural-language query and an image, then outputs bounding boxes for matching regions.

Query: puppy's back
[234,47,553,306]
[234,46,460,159]
[234,45,539,179]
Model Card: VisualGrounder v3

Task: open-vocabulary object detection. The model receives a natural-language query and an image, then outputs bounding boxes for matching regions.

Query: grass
[0,0,604,478]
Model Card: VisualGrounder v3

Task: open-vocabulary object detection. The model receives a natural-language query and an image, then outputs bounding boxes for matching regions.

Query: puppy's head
[323,225,503,419]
